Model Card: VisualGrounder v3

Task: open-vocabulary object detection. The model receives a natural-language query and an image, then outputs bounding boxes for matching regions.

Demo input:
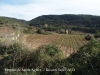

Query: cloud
[0,0,100,21]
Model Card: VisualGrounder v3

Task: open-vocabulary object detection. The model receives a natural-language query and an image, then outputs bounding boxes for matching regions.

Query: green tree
[94,30,100,38]
[85,34,94,40]
[36,28,44,34]
[66,40,100,75]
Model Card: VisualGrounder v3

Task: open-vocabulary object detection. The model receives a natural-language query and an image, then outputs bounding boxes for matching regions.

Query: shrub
[0,42,28,71]
[26,45,63,69]
[0,43,64,75]
[43,31,52,35]
[36,29,44,34]
[94,34,100,38]
[94,30,100,38]
[23,29,35,34]
[67,40,100,75]
[85,34,93,40]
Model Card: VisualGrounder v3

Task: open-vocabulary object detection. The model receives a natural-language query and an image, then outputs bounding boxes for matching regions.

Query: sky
[0,0,100,21]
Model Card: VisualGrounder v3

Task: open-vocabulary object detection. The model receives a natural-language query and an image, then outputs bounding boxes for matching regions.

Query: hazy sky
[0,0,100,21]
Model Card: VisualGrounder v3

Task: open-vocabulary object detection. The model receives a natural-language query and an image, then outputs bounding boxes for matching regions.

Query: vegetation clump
[0,38,100,75]
[94,30,100,38]
[85,34,94,40]
[23,26,35,34]
[67,40,100,75]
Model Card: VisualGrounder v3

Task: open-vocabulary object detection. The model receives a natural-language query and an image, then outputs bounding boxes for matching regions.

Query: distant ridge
[1,14,100,28]
[29,14,100,28]
[0,16,28,26]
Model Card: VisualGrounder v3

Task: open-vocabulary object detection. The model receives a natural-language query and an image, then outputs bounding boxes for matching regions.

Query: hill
[29,14,100,27]
[0,16,28,27]
[1,14,100,33]
[29,14,100,33]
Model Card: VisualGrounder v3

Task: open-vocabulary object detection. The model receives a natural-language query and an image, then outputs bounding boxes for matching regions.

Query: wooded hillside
[29,14,100,27]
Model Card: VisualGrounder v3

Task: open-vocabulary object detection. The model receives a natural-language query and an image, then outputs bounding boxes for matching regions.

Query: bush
[0,40,67,75]
[36,29,44,34]
[85,34,93,40]
[0,42,28,72]
[94,30,100,38]
[23,29,35,34]
[26,45,63,69]
[67,40,100,75]
[43,31,52,35]
[94,34,100,38]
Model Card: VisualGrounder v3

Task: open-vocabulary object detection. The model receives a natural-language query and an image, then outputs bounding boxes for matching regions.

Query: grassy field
[22,34,87,57]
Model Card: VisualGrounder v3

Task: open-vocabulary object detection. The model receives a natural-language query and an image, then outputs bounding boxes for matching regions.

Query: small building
[44,24,48,27]
[60,29,68,34]
[65,30,69,34]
